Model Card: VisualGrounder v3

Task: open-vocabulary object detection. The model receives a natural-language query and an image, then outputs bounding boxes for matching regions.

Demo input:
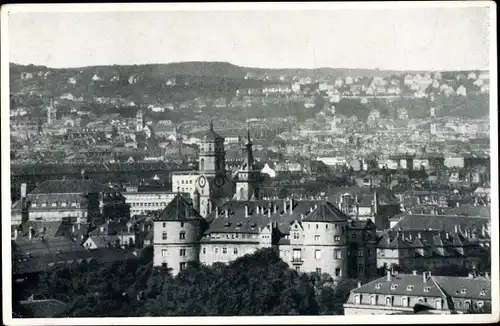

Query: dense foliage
[13,248,363,317]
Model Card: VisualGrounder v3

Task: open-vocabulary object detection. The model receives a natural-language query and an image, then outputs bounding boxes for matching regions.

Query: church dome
[202,121,224,142]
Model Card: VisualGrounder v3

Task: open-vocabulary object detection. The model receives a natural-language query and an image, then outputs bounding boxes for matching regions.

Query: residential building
[344,271,491,315]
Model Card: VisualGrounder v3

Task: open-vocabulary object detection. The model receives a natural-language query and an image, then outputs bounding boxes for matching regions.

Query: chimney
[485,272,490,279]
[456,201,460,208]
[454,224,459,234]
[13,228,18,240]
[418,232,422,239]
[481,224,487,237]
[423,271,428,282]
[28,226,33,240]
[373,191,379,215]
[245,205,249,217]
[468,272,474,279]
[409,233,412,241]
[21,183,27,199]
[142,223,145,232]
[386,269,392,281]
[78,222,81,230]
[225,208,229,218]
[413,270,417,275]
[128,224,132,233]
[357,281,362,288]
[283,200,287,214]
[72,224,75,233]
[289,198,294,214]
[274,204,278,215]
[300,213,304,220]
[256,206,260,215]
[267,205,271,218]
[445,232,450,240]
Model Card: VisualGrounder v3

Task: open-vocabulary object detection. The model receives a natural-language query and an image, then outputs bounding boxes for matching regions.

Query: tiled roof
[433,276,491,300]
[204,199,348,236]
[352,274,445,298]
[88,221,131,236]
[86,235,120,248]
[12,236,86,258]
[154,194,203,221]
[201,125,224,142]
[30,180,106,194]
[390,214,490,234]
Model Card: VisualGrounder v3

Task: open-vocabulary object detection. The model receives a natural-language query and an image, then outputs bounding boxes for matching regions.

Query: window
[202,247,206,254]
[465,301,471,310]
[316,224,319,229]
[424,286,431,292]
[418,298,425,303]
[162,232,167,240]
[477,301,484,308]
[326,224,329,229]
[334,249,342,259]
[352,234,356,239]
[316,268,322,274]
[391,284,398,290]
[162,249,168,256]
[435,299,443,309]
[222,247,227,254]
[367,249,372,256]
[358,265,364,273]
[407,285,414,291]
[335,268,341,277]
[355,294,361,304]
[334,235,340,241]
[162,263,167,268]
[179,249,186,256]
[314,235,320,241]
[200,159,204,171]
[358,250,364,257]
[233,248,238,255]
[480,290,486,296]
[402,297,408,307]
[293,233,300,240]
[215,247,219,254]
[295,267,300,272]
[375,284,382,289]
[370,295,377,305]
[180,262,187,271]
[314,250,321,259]
[179,232,186,240]
[180,222,185,228]
[461,289,467,294]
[293,249,301,260]
[386,296,393,306]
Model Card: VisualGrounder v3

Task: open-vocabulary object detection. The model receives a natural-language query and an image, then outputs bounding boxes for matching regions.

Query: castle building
[153,124,378,278]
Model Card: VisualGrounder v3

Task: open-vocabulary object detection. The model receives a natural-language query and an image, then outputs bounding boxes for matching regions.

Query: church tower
[195,121,230,217]
[136,109,144,132]
[235,126,261,201]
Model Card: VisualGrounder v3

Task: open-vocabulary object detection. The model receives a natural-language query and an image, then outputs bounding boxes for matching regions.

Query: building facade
[343,271,491,315]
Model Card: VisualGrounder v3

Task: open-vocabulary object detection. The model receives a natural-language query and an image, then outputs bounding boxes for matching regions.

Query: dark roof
[204,199,348,236]
[154,194,203,221]
[433,276,491,300]
[390,214,490,234]
[30,180,106,194]
[302,202,349,223]
[202,123,224,142]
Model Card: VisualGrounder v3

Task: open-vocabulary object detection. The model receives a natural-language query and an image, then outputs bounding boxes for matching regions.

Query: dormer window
[407,285,414,291]
[51,202,57,207]
[375,283,382,289]
[31,203,37,208]
[461,289,467,294]
[424,286,431,292]
[480,289,486,296]
[391,284,398,290]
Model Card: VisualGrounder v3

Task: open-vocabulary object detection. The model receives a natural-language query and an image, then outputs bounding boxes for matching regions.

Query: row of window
[179,179,194,184]
[202,247,239,255]
[285,249,344,260]
[355,294,444,309]
[130,202,166,207]
[161,222,185,228]
[209,233,257,240]
[31,202,80,208]
[161,248,187,257]
[162,231,186,240]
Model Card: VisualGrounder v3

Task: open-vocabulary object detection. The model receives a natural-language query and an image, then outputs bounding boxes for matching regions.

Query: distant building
[344,271,492,315]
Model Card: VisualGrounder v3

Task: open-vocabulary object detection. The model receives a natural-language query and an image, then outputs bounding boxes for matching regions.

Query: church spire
[245,121,252,146]
[209,119,214,131]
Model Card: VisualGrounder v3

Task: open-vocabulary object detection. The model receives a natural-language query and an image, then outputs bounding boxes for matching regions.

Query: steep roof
[302,202,349,223]
[154,194,202,221]
[352,274,446,298]
[433,276,491,300]
[390,214,490,234]
[201,122,224,142]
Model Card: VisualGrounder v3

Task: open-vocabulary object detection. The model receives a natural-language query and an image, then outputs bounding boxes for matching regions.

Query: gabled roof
[154,194,202,221]
[302,202,349,223]
[201,123,224,142]
[390,214,490,234]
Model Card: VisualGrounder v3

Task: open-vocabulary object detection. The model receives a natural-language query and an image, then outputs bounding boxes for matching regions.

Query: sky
[7,5,492,70]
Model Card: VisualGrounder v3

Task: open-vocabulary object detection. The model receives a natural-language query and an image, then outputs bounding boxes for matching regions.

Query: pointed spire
[209,119,214,131]
[245,121,252,146]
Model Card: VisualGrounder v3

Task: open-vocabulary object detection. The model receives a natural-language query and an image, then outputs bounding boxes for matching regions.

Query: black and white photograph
[1,2,498,324]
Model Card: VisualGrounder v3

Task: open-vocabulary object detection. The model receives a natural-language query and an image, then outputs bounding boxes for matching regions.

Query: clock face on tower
[198,176,206,188]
